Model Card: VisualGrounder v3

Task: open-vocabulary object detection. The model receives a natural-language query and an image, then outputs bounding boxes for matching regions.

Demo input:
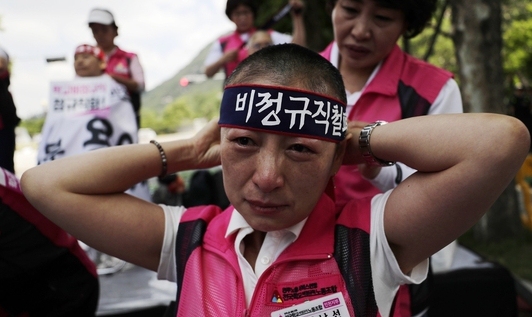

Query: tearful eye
[341,6,358,15]
[375,15,392,21]
[236,137,252,146]
[290,144,312,153]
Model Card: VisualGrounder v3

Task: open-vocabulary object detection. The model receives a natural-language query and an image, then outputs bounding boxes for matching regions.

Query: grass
[458,228,532,282]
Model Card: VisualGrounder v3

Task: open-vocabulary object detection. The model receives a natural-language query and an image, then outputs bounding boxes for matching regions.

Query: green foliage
[408,0,532,90]
[252,0,333,51]
[140,108,163,132]
[181,89,223,120]
[502,2,532,88]
[141,90,222,134]
[409,6,458,75]
[19,115,45,137]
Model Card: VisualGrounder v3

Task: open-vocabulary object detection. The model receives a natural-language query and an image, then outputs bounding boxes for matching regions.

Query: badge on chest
[271,292,351,317]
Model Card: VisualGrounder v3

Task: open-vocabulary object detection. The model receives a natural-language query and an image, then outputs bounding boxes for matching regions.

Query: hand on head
[191,118,222,170]
[223,49,240,63]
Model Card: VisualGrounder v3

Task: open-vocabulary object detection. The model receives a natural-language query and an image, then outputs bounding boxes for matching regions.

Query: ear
[99,61,107,72]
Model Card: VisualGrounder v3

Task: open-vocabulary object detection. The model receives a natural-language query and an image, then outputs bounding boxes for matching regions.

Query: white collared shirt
[226,211,307,306]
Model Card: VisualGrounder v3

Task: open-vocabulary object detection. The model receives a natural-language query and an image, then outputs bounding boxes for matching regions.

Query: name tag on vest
[271,292,351,317]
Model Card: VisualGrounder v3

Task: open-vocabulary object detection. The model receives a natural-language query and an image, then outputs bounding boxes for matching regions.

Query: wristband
[358,121,395,167]
[150,140,168,178]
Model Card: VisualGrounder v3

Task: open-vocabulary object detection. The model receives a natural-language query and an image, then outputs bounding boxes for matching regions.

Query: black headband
[219,84,347,142]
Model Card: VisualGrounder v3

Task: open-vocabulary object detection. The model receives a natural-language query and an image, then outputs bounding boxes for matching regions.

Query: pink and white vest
[171,193,380,316]
[321,43,453,206]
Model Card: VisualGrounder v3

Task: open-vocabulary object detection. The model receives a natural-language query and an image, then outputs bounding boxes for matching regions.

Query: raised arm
[345,113,529,274]
[204,49,238,78]
[289,0,306,47]
[21,119,221,271]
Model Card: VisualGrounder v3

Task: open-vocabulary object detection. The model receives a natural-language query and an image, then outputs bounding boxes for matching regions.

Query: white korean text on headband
[219,84,347,142]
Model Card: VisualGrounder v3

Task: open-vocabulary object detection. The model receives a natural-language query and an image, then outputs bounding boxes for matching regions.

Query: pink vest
[219,30,251,77]
[321,42,452,317]
[321,43,452,206]
[173,194,380,316]
[219,29,272,77]
[105,47,136,82]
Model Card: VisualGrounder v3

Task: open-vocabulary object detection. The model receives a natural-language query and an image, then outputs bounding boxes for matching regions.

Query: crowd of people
[1,1,531,317]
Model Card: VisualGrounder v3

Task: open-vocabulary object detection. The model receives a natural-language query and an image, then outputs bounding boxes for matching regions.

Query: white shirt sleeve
[270,31,292,45]
[157,204,187,282]
[367,163,416,192]
[370,190,429,317]
[428,78,463,115]
[128,55,145,92]
[203,41,223,67]
[369,78,463,191]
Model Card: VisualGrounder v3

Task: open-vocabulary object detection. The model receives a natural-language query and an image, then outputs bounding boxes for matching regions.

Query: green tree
[253,0,333,51]
[449,0,527,241]
[160,98,194,133]
[408,1,458,75]
[140,108,165,133]
[503,2,532,88]
[182,90,223,120]
[19,115,45,137]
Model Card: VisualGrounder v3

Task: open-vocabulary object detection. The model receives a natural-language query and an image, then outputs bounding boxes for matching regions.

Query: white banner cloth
[37,75,150,201]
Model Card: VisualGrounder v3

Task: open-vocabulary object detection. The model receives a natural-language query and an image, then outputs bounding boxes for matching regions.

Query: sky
[1,0,234,119]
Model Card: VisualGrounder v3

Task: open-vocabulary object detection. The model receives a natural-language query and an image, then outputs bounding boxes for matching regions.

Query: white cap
[88,8,115,25]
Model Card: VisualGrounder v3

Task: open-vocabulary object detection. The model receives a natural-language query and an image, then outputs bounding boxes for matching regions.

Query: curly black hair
[325,0,438,39]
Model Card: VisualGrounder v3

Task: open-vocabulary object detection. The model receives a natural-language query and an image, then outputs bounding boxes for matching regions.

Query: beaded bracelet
[150,140,168,178]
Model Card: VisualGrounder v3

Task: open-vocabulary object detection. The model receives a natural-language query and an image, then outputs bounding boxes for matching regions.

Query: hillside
[141,39,226,113]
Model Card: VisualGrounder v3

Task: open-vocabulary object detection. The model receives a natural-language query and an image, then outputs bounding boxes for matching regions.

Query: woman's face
[90,23,117,51]
[220,127,343,232]
[332,0,406,73]
[230,4,255,33]
[74,53,104,77]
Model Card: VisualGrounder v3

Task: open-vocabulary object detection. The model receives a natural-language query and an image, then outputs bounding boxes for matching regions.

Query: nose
[252,151,284,193]
[351,16,371,40]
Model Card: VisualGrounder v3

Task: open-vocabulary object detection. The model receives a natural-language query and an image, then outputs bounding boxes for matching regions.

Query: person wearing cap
[0,46,21,174]
[88,8,145,128]
[21,44,530,316]
[203,0,306,79]
[37,44,150,198]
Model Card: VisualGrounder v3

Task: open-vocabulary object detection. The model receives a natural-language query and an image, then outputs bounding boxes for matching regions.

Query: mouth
[245,199,287,214]
[344,44,371,58]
